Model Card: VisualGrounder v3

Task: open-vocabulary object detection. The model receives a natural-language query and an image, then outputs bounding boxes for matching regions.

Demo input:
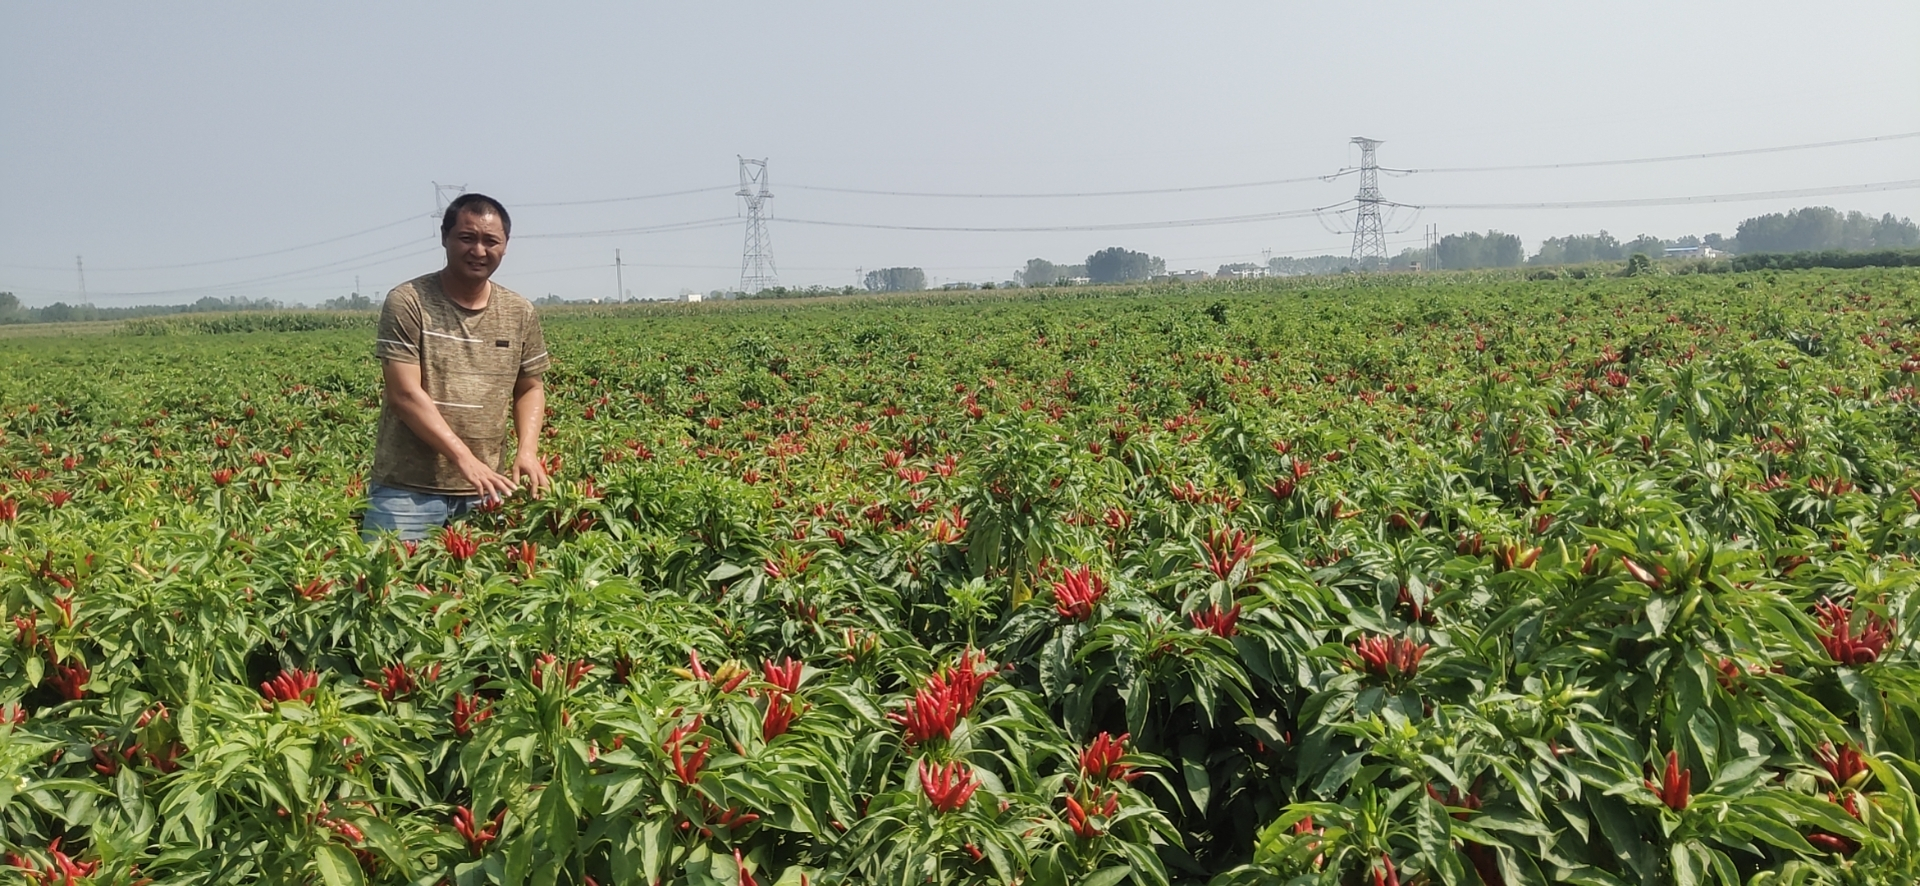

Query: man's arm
[509,375,550,493]
[381,360,518,500]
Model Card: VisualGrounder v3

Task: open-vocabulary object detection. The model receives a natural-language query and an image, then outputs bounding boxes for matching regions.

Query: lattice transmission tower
[736,157,778,293]
[1348,137,1388,270]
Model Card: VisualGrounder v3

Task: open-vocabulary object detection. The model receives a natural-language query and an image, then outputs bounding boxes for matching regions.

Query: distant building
[1165,269,1210,283]
[683,292,703,303]
[1664,245,1725,259]
[1215,263,1267,280]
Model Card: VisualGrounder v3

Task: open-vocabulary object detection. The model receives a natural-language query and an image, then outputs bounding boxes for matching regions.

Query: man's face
[442,209,508,282]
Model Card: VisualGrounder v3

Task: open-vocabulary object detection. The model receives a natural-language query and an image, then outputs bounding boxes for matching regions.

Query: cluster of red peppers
[1351,635,1430,682]
[1197,528,1255,582]
[917,758,979,813]
[1188,602,1241,638]
[1808,741,1873,856]
[1051,566,1108,621]
[678,650,751,693]
[1063,731,1138,839]
[47,660,89,702]
[363,661,440,702]
[888,650,995,745]
[664,715,711,785]
[6,838,98,886]
[760,657,803,741]
[531,653,592,691]
[439,523,479,561]
[452,805,505,857]
[452,692,493,737]
[260,668,319,704]
[1814,597,1894,666]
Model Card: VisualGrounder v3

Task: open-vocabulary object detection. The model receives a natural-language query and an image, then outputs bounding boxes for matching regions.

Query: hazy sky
[4,2,1917,306]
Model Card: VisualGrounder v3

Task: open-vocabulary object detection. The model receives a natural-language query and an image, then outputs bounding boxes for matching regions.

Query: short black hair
[440,193,512,239]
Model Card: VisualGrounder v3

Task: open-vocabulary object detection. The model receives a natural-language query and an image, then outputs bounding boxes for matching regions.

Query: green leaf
[1081,867,1132,886]
[314,844,366,886]
[1179,734,1211,813]
[640,817,672,886]
[706,562,750,583]
[1315,752,1366,796]
[1646,592,1679,637]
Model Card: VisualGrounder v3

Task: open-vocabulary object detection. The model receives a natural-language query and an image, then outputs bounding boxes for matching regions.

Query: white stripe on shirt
[522,351,550,365]
[433,400,485,409]
[376,338,417,350]
[422,329,481,343]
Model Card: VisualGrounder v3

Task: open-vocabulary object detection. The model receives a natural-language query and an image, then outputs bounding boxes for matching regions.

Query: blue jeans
[361,483,481,541]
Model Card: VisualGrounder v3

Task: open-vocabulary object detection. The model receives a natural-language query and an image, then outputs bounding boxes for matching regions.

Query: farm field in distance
[2,268,1919,885]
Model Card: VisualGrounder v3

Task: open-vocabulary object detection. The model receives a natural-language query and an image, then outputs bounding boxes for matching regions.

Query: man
[362,193,551,540]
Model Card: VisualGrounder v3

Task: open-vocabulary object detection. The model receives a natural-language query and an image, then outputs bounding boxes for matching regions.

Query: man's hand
[512,449,551,496]
[458,453,519,503]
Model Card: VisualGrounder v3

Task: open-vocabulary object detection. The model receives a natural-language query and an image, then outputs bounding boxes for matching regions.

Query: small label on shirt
[496,340,511,348]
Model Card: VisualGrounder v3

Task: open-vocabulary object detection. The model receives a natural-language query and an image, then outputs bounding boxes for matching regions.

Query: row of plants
[0,268,1916,884]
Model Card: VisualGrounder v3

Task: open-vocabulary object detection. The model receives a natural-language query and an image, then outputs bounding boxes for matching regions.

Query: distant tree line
[864,267,926,292]
[0,293,290,325]
[1734,208,1918,254]
[1368,206,1920,272]
[1015,248,1164,286]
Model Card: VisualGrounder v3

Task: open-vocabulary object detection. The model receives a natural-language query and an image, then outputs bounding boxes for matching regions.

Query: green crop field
[1,268,1918,885]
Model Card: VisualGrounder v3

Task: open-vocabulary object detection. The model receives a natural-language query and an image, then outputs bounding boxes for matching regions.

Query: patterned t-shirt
[370,273,550,494]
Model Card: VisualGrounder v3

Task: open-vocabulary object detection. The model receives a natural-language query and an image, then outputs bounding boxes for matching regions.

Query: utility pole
[75,256,86,303]
[615,249,625,302]
[736,157,777,293]
[1349,137,1388,271]
[1425,225,1440,269]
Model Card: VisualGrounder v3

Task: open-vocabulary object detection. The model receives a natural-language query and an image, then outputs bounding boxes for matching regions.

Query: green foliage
[1436,231,1524,270]
[864,268,927,293]
[1737,207,1920,254]
[1086,248,1163,284]
[0,268,1917,883]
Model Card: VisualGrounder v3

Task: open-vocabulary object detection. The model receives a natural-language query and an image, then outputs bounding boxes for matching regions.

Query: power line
[780,173,1333,199]
[0,214,428,272]
[516,217,740,240]
[776,203,1346,234]
[517,184,737,208]
[1386,130,1920,175]
[1396,178,1920,211]
[72,241,436,299]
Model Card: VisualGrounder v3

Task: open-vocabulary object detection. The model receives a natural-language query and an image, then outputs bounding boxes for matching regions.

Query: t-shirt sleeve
[375,288,422,364]
[518,306,551,378]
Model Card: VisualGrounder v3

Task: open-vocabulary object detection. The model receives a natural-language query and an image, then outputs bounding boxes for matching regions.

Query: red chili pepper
[1063,788,1118,838]
[452,692,493,737]
[1078,732,1140,782]
[1051,566,1107,621]
[1351,635,1430,681]
[47,660,90,701]
[761,657,803,694]
[1645,750,1692,811]
[451,806,504,857]
[918,758,978,813]
[1197,528,1255,580]
[1189,603,1241,638]
[1815,741,1872,789]
[762,694,799,741]
[664,715,710,784]
[260,668,319,704]
[1815,597,1894,665]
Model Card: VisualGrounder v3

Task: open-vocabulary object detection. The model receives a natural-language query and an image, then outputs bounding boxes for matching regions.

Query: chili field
[2,269,1919,885]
